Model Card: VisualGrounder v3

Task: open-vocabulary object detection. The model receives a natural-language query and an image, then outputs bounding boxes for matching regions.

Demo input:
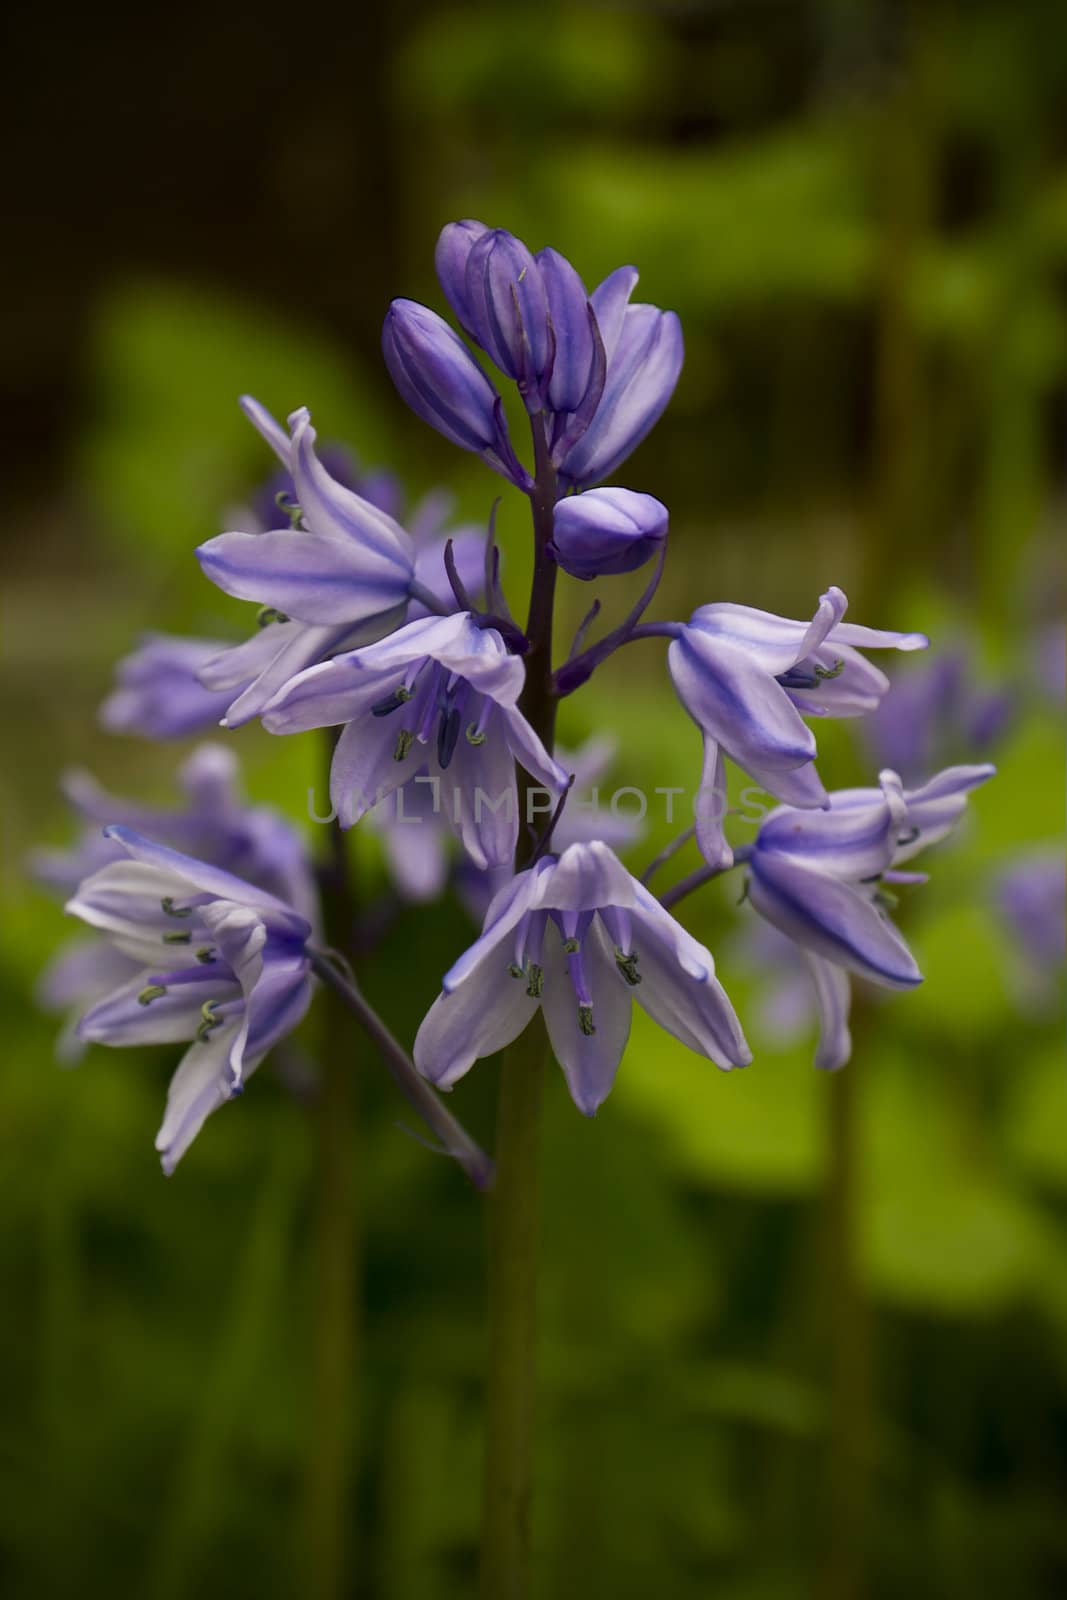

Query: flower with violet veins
[67,828,315,1173]
[261,611,568,870]
[745,763,995,1069]
[414,840,751,1115]
[195,400,484,728]
[667,585,928,869]
[101,635,240,739]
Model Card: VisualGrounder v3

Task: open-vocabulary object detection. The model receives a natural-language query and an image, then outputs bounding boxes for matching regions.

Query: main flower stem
[306,735,360,1600]
[479,417,559,1600]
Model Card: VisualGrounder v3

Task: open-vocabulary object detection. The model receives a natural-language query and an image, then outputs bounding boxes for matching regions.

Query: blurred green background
[3,2,1065,1596]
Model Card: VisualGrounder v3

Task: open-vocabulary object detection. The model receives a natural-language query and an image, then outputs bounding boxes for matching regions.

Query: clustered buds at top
[389,220,683,491]
[746,764,995,1068]
[66,827,315,1172]
[668,586,928,869]
[414,840,751,1115]
[550,487,668,581]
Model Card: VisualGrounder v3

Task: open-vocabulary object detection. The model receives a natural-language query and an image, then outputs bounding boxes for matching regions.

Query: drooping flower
[745,764,995,1069]
[262,611,568,869]
[667,586,928,868]
[414,840,750,1114]
[32,745,320,1059]
[67,828,315,1172]
[863,647,1013,783]
[194,400,485,728]
[550,487,668,580]
[100,635,241,739]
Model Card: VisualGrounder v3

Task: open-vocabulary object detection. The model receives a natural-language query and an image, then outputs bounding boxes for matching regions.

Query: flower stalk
[479,414,559,1600]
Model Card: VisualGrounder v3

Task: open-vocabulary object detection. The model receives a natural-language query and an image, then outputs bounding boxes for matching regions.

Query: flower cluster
[36,218,999,1172]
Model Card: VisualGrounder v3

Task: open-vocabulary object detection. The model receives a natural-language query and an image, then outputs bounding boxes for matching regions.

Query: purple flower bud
[551,487,668,581]
[435,219,490,332]
[382,299,530,489]
[463,229,553,412]
[537,247,596,414]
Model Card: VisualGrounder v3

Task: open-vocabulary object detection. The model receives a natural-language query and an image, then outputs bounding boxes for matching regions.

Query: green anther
[737,879,750,907]
[578,1004,596,1037]
[137,984,167,1006]
[465,722,487,746]
[614,949,641,987]
[874,888,899,912]
[256,605,290,628]
[525,963,544,999]
[162,930,192,945]
[195,1001,222,1042]
[508,963,525,980]
[815,657,845,681]
[394,728,415,762]
[274,490,304,528]
[195,947,216,964]
[562,937,580,954]
[161,896,192,918]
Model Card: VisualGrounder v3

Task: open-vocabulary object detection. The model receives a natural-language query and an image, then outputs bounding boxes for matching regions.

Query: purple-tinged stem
[639,824,695,886]
[479,414,560,1600]
[658,846,749,910]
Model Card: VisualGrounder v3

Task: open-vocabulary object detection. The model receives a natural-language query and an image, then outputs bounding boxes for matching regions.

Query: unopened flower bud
[551,487,668,581]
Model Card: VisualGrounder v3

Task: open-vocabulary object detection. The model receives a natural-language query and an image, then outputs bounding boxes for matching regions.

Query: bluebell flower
[32,745,320,1060]
[100,634,240,739]
[195,399,485,728]
[667,585,928,868]
[550,487,668,580]
[995,848,1066,1016]
[261,612,568,870]
[67,828,315,1172]
[864,647,1013,783]
[414,840,750,1114]
[745,764,995,1068]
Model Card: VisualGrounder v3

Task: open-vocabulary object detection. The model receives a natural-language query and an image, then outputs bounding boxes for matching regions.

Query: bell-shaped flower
[667,585,928,868]
[66,828,315,1172]
[382,300,530,488]
[197,400,417,631]
[261,612,568,870]
[101,634,239,739]
[551,486,668,580]
[414,840,750,1114]
[745,764,995,1068]
[863,646,1013,784]
[556,266,683,488]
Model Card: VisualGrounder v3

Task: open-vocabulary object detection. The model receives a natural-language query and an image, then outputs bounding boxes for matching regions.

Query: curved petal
[500,703,570,793]
[97,829,310,929]
[443,712,520,870]
[414,955,539,1088]
[756,794,897,880]
[155,1024,242,1175]
[78,968,238,1047]
[540,921,632,1114]
[196,530,412,625]
[330,715,424,829]
[748,852,921,989]
[537,840,639,914]
[442,862,553,990]
[239,396,292,468]
[804,954,853,1070]
[561,305,683,486]
[589,266,639,362]
[288,409,414,568]
[628,913,751,1068]
[693,735,733,870]
[669,632,818,773]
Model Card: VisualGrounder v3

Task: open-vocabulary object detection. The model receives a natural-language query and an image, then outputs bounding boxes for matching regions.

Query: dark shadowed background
[3,2,1065,1597]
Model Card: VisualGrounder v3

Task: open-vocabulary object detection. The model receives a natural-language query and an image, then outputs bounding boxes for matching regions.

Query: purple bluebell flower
[414,840,750,1114]
[864,648,1013,784]
[550,487,668,580]
[667,585,928,869]
[32,746,320,1059]
[261,612,568,869]
[995,849,1066,1015]
[67,828,314,1172]
[198,400,417,629]
[745,764,995,1068]
[195,400,486,729]
[382,301,531,489]
[101,634,241,739]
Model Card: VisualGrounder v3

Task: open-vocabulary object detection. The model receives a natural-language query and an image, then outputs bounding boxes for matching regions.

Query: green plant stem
[304,734,361,1600]
[478,416,559,1600]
